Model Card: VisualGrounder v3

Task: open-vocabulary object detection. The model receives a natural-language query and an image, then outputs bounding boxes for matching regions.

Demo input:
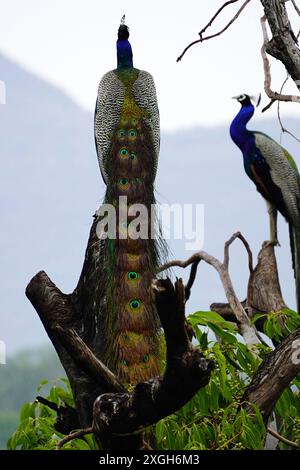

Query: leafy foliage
[8,310,300,450]
[7,379,99,450]
[156,311,300,450]
[251,308,300,342]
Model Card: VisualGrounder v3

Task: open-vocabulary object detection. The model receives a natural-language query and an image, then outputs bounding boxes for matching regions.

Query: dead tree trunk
[261,0,300,91]
[26,213,212,450]
[212,242,290,342]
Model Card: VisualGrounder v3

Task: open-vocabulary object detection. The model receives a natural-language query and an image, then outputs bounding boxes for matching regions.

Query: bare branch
[223,231,254,273]
[177,0,252,62]
[261,99,276,112]
[277,74,300,143]
[157,252,220,273]
[291,0,300,17]
[56,427,94,450]
[158,234,260,347]
[260,15,300,106]
[185,260,200,301]
[267,426,300,449]
[54,327,125,393]
[199,0,240,37]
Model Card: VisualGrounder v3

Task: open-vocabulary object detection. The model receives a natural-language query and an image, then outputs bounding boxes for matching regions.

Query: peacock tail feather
[94,21,163,384]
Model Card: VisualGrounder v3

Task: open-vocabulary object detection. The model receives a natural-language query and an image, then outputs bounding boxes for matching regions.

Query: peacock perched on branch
[230,94,300,313]
[94,16,163,384]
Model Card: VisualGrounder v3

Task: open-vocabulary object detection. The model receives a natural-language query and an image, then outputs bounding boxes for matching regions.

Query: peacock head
[232,93,261,108]
[117,15,133,69]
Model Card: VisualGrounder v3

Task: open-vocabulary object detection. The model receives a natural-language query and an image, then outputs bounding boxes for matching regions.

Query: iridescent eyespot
[143,354,149,363]
[130,152,137,161]
[130,299,140,309]
[119,178,129,186]
[119,148,129,158]
[128,271,138,280]
[122,359,129,366]
[118,130,126,138]
[128,129,137,139]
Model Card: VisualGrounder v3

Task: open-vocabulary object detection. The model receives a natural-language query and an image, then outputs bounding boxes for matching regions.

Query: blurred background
[0,0,299,448]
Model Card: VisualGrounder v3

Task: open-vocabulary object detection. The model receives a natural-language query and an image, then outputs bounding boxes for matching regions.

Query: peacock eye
[130,152,137,160]
[122,359,129,366]
[130,299,140,309]
[128,129,137,139]
[143,354,149,363]
[119,130,126,138]
[128,271,138,280]
[119,178,129,186]
[119,148,129,157]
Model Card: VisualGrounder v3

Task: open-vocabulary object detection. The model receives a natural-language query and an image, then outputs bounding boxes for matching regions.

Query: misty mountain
[0,52,299,355]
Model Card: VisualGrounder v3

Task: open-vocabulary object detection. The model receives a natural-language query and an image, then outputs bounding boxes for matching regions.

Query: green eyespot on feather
[128,271,138,281]
[130,299,141,309]
[143,354,149,363]
[128,129,137,140]
[130,152,137,161]
[119,148,129,159]
[119,177,129,187]
[122,359,129,366]
[118,129,126,139]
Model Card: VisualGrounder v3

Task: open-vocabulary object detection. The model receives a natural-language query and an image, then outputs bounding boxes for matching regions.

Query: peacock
[230,94,300,313]
[94,16,162,384]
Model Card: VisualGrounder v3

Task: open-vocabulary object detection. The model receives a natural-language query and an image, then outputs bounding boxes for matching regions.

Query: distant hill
[0,51,299,357]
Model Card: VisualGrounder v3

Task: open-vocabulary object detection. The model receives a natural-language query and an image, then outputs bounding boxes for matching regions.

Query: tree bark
[261,0,300,90]
[212,242,289,342]
[243,326,300,422]
[26,215,212,450]
[247,243,287,315]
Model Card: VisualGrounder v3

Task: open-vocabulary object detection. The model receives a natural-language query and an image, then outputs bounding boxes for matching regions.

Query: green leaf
[188,311,236,331]
[208,380,219,411]
[207,322,237,344]
[72,439,90,450]
[19,402,36,422]
[199,331,208,350]
[250,313,266,325]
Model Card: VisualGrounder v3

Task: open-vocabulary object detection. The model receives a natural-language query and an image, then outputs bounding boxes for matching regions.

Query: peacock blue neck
[230,102,255,150]
[117,39,133,69]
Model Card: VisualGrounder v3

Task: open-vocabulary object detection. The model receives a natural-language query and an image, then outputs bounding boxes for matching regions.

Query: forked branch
[177,0,252,62]
[158,232,260,347]
[260,15,300,111]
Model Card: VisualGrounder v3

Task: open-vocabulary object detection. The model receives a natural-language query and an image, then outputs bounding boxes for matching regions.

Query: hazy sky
[0,0,299,130]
